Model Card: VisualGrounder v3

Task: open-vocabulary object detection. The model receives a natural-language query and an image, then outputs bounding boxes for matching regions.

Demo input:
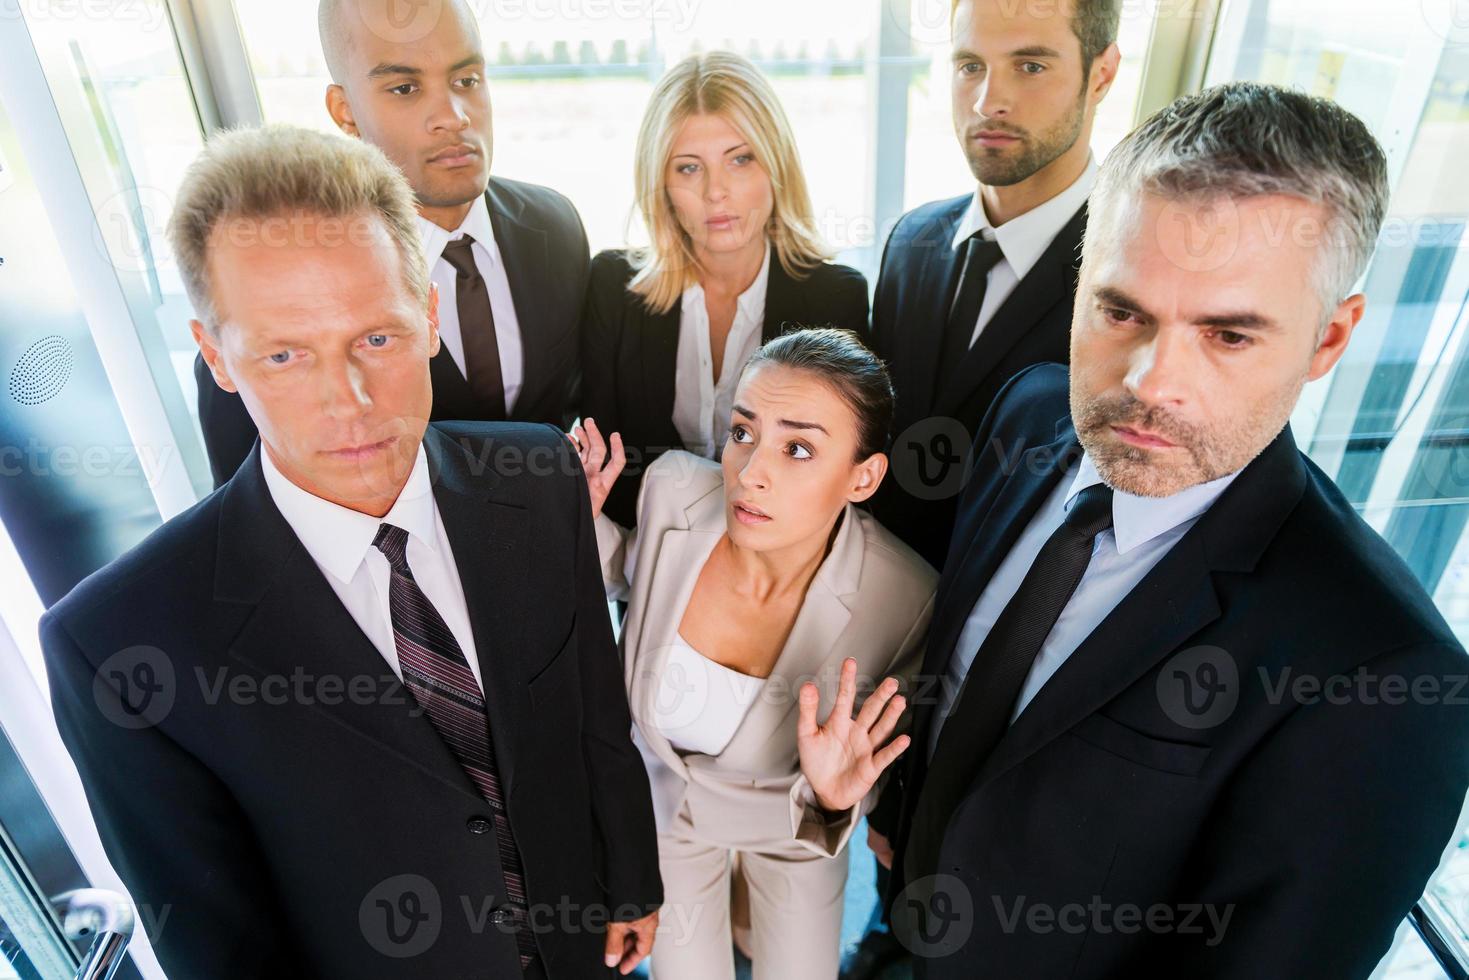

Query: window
[1205,0,1469,972]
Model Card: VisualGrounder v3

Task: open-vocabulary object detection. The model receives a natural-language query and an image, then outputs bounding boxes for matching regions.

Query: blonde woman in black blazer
[581,52,869,526]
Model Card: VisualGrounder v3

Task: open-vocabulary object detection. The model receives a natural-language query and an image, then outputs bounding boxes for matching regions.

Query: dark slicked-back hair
[953,0,1121,65]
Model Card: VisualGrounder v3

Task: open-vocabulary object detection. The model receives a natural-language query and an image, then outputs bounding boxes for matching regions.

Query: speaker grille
[9,335,74,406]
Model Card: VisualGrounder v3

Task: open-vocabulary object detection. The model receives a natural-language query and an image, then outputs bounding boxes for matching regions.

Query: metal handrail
[1412,895,1469,980]
[54,890,133,980]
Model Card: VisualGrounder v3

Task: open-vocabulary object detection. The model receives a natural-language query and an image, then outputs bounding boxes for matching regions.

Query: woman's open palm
[797,658,910,813]
[568,417,624,520]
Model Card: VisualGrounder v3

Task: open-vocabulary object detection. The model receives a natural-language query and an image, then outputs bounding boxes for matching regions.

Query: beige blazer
[596,451,937,858]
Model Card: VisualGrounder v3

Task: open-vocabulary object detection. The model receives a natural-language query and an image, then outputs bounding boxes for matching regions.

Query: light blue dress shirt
[928,451,1242,759]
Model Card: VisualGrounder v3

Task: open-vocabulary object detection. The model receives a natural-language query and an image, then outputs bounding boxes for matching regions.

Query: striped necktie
[372,523,536,967]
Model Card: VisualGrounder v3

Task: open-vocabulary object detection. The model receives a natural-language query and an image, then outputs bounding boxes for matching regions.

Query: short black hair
[742,328,895,461]
[952,0,1121,66]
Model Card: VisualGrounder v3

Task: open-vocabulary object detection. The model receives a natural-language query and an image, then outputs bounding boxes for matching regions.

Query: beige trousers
[650,808,848,980]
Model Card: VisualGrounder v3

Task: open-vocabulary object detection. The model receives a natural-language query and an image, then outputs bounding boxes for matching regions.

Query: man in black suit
[868,0,1121,570]
[194,0,589,486]
[44,125,660,977]
[871,84,1469,977]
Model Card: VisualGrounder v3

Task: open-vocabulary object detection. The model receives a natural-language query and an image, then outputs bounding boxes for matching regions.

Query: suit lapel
[216,447,484,804]
[718,505,864,766]
[428,342,479,421]
[973,423,1309,790]
[909,426,1080,755]
[761,256,801,343]
[934,204,1087,413]
[486,182,549,420]
[905,202,970,421]
[638,298,684,451]
[424,426,564,798]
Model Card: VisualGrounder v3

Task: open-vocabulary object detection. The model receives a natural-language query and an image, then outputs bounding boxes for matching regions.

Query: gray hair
[1087,82,1389,319]
[167,124,428,332]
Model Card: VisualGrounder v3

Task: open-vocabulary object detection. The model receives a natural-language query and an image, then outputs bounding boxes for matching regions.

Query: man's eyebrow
[1011,45,1062,58]
[1093,286,1280,331]
[1194,311,1281,331]
[731,405,830,435]
[1093,286,1152,318]
[449,54,485,73]
[367,63,420,79]
[952,47,981,63]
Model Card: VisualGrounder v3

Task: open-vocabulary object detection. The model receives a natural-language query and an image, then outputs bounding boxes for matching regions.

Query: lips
[328,436,396,459]
[427,143,479,166]
[1112,424,1177,449]
[706,214,738,228]
[732,501,771,525]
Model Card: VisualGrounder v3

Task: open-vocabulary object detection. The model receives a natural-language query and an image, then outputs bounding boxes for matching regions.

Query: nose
[735,442,773,493]
[1124,326,1192,409]
[974,74,1011,121]
[704,166,730,205]
[319,356,373,424]
[426,86,472,136]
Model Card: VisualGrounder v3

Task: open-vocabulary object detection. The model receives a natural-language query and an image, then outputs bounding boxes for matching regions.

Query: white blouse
[671,245,771,459]
[651,632,765,756]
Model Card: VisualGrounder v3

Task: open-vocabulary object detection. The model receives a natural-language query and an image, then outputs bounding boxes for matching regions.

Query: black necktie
[441,236,507,420]
[903,483,1115,885]
[372,523,536,966]
[937,235,1005,391]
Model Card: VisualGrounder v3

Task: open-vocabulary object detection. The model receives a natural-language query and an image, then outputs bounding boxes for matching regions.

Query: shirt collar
[259,443,440,585]
[1064,450,1241,556]
[951,155,1098,280]
[415,194,497,267]
[681,242,772,320]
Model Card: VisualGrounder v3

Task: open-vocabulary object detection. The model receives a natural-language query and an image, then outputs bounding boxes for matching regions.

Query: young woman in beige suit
[572,329,937,978]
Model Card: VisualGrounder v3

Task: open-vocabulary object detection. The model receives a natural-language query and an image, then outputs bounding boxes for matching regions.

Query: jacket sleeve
[1136,640,1469,977]
[41,611,303,976]
[558,431,663,919]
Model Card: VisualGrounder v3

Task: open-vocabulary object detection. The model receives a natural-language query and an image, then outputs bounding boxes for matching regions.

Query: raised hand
[797,657,910,813]
[567,417,624,520]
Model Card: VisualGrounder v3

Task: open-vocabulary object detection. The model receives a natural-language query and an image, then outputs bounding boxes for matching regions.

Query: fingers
[831,657,858,726]
[853,674,899,732]
[583,417,607,473]
[867,687,907,747]
[871,733,911,775]
[796,682,820,741]
[622,913,658,974]
[607,430,627,483]
[603,921,627,968]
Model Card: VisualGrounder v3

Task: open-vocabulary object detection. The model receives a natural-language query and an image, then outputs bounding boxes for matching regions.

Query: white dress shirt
[928,451,1241,759]
[672,245,772,459]
[416,197,525,414]
[950,157,1098,349]
[259,444,485,696]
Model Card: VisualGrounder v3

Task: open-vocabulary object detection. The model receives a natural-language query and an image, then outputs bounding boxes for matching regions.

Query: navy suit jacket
[43,423,660,978]
[880,364,1469,979]
[868,194,1086,568]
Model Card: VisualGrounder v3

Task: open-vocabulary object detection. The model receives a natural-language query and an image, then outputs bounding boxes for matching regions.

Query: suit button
[467,816,493,835]
[489,909,515,926]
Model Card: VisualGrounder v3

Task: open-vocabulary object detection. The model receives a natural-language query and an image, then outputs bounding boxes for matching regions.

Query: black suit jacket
[868,194,1086,568]
[877,364,1469,978]
[42,423,661,979]
[195,176,591,487]
[579,248,870,526]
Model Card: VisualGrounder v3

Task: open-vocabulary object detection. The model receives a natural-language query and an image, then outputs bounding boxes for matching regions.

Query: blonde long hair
[629,52,832,314]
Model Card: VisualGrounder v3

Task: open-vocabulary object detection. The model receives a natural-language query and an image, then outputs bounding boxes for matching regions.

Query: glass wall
[1204,0,1469,974]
